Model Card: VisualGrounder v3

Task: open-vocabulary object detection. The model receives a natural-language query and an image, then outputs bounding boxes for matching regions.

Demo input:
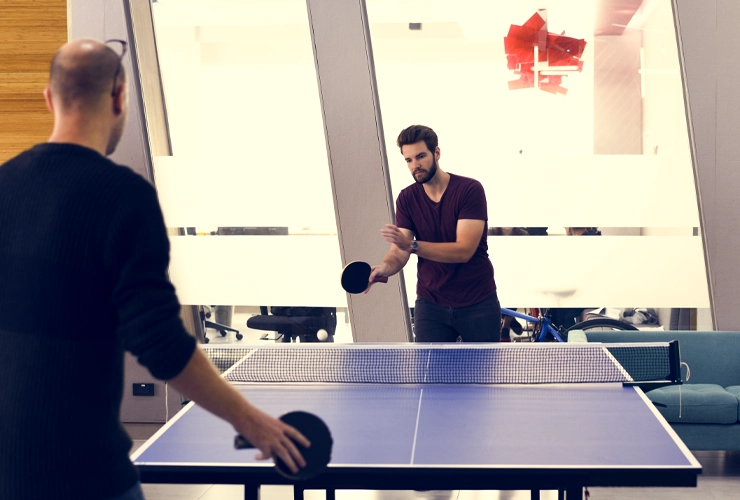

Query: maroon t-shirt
[395,173,496,307]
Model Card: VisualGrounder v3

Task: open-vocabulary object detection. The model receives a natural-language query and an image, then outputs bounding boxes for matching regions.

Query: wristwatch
[409,240,420,254]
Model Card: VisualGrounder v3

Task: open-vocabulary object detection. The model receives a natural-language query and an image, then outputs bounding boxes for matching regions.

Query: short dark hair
[397,125,438,154]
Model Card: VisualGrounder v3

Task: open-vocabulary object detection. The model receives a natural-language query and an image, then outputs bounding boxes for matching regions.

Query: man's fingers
[380,227,406,248]
[275,438,305,473]
[254,441,306,474]
[285,425,311,449]
[278,450,299,474]
[283,435,307,469]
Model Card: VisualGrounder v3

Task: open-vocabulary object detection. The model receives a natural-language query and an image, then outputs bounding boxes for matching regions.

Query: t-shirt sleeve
[104,177,196,381]
[458,180,488,221]
[395,190,416,233]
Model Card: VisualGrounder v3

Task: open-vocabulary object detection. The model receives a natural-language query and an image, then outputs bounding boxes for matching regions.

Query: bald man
[0,39,308,500]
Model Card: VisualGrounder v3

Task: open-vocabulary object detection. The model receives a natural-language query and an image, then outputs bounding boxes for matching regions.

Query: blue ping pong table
[131,344,701,500]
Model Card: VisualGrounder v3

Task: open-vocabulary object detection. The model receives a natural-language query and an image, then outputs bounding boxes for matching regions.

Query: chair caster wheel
[219,330,228,337]
[204,336,210,343]
[236,333,243,341]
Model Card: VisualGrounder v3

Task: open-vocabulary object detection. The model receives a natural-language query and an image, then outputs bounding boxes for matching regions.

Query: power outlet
[132,383,155,396]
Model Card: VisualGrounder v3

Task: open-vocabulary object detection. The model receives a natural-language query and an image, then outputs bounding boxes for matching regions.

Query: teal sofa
[574,330,740,451]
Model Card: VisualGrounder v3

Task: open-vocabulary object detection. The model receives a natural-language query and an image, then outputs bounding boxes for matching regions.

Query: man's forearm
[167,348,256,431]
[380,223,480,265]
[414,241,475,263]
[166,348,310,473]
[380,250,410,276]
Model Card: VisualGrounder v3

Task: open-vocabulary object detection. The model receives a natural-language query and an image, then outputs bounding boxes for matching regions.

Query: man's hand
[235,405,310,474]
[380,224,412,252]
[167,349,311,474]
[366,225,414,293]
[366,261,394,293]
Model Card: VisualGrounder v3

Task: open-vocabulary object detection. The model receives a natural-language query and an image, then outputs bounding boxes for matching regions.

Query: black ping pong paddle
[341,261,387,294]
[234,411,333,481]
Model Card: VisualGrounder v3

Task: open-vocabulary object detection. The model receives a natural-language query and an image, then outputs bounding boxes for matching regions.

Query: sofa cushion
[646,384,739,424]
[726,386,740,421]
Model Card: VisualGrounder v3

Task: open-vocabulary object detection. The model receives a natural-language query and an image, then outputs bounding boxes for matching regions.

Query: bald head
[45,38,129,156]
[49,39,126,112]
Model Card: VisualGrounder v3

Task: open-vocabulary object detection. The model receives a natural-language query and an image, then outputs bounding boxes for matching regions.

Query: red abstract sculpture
[504,12,586,95]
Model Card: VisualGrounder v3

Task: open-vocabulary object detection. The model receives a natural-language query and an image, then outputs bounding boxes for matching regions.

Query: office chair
[247,306,337,343]
[200,305,243,343]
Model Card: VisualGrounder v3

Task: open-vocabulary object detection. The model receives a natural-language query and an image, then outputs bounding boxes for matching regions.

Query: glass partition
[367,0,711,332]
[151,0,349,343]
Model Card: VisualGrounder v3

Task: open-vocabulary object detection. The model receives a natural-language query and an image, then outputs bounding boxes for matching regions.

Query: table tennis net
[203,344,678,385]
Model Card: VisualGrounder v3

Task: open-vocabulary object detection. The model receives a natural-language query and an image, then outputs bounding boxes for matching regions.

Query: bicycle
[501,307,637,342]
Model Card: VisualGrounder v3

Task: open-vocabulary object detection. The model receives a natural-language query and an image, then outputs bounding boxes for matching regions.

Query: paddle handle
[234,435,255,449]
[372,276,388,283]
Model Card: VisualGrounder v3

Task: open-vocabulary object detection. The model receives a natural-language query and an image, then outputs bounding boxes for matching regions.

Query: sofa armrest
[567,330,588,343]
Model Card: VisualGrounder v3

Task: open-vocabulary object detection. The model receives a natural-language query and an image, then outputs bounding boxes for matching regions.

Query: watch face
[410,241,420,251]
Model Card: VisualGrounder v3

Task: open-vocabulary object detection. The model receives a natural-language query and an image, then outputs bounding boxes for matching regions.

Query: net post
[668,340,682,384]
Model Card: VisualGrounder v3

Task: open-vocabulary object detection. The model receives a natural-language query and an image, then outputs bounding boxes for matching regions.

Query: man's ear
[435,146,441,160]
[43,87,55,114]
[112,84,126,115]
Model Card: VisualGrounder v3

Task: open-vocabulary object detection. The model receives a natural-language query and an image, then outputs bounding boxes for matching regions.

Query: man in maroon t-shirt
[368,125,501,342]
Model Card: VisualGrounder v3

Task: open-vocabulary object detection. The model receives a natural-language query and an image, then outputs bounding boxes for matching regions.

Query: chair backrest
[268,306,337,335]
[270,306,327,317]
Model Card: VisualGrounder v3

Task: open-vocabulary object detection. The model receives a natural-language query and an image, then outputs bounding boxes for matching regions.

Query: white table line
[410,388,424,465]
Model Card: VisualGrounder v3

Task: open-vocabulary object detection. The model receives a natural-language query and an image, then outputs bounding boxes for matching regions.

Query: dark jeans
[414,294,501,343]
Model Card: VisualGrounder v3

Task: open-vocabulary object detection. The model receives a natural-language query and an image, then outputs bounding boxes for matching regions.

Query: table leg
[565,487,582,499]
[244,484,260,500]
[530,490,540,500]
[326,489,336,500]
[558,490,564,500]
[293,486,304,500]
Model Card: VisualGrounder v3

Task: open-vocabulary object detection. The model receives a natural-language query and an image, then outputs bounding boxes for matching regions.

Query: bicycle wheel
[566,318,638,333]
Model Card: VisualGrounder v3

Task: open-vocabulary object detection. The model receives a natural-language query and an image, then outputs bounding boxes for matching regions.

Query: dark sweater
[0,143,197,499]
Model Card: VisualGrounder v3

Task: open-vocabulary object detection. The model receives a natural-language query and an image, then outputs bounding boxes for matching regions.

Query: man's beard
[413,157,438,184]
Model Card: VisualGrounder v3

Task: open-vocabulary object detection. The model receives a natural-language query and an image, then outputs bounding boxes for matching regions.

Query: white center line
[410,388,424,465]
